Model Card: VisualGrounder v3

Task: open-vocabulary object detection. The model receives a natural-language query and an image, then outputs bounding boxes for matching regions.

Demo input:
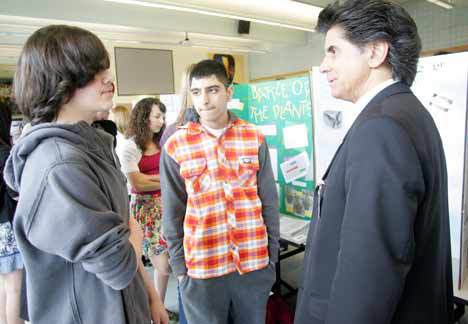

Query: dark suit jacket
[295,82,454,324]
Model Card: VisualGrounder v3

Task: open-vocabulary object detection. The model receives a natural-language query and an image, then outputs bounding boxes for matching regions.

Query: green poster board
[231,76,314,220]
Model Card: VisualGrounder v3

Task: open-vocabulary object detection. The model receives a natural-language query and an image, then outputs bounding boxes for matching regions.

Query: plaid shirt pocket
[237,155,259,187]
[180,158,211,194]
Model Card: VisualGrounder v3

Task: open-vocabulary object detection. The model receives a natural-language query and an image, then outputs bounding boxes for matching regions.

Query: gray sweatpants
[179,264,276,324]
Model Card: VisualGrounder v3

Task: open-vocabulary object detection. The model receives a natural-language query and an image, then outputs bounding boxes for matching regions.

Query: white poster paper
[280,151,309,183]
[227,98,244,111]
[411,53,468,290]
[258,124,277,137]
[283,124,309,149]
[311,68,355,182]
[292,181,307,188]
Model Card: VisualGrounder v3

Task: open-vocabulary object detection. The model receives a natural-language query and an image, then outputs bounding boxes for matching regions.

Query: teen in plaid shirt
[161,59,279,324]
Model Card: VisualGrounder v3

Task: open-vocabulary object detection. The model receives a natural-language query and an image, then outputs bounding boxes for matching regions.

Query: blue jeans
[178,285,188,324]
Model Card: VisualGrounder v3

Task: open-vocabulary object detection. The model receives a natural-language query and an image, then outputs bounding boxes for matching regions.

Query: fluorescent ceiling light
[426,0,454,9]
[103,39,142,44]
[191,44,267,54]
[104,0,317,32]
[102,38,267,53]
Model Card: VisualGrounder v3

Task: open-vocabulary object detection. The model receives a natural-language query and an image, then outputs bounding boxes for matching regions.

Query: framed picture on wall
[209,53,247,84]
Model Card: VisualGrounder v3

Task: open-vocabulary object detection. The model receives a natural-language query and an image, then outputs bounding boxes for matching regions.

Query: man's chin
[330,90,344,101]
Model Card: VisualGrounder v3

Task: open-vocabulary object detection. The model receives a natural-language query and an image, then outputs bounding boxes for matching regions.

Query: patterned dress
[0,222,23,273]
[130,151,167,258]
[0,142,23,273]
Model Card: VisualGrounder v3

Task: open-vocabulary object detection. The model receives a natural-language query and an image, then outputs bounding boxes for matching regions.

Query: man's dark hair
[14,25,110,124]
[127,97,166,151]
[317,0,421,86]
[189,59,229,87]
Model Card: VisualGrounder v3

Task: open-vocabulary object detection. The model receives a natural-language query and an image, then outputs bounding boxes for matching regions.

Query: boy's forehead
[190,74,224,88]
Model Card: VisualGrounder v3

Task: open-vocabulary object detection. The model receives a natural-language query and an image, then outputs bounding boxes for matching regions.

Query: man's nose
[103,70,115,84]
[319,57,330,73]
[201,91,209,104]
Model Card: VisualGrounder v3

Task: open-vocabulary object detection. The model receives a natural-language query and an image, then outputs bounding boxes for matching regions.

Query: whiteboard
[114,47,175,95]
[411,52,468,290]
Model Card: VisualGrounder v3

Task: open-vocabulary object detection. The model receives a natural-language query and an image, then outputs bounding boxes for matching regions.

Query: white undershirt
[353,78,398,113]
[203,124,227,138]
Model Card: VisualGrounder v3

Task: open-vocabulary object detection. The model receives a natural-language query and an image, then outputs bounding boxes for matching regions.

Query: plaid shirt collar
[184,111,246,136]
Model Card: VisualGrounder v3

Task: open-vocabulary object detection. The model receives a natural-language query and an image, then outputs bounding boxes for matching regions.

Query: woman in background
[109,105,131,180]
[159,64,198,324]
[4,24,167,324]
[160,64,197,147]
[110,105,131,159]
[0,99,24,324]
[121,97,174,317]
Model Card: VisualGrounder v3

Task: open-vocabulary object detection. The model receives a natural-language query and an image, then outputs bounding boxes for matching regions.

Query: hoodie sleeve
[160,148,188,276]
[25,161,138,290]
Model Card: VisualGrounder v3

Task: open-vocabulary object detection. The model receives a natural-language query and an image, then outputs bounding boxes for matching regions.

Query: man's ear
[226,85,234,99]
[368,41,389,69]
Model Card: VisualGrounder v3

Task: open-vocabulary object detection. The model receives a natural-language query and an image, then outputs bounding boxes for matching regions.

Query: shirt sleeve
[120,139,142,174]
[26,162,138,290]
[160,148,188,275]
[257,140,280,263]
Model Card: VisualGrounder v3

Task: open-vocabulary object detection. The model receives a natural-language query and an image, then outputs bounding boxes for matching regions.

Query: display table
[274,215,309,297]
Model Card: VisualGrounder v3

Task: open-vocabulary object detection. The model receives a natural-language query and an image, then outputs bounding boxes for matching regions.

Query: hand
[177,275,186,283]
[149,293,169,324]
[137,261,169,324]
[128,217,143,259]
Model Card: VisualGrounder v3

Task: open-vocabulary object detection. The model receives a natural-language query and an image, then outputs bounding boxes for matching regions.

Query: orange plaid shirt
[165,118,270,279]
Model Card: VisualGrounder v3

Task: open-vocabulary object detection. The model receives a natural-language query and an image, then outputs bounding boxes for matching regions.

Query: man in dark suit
[295,1,454,323]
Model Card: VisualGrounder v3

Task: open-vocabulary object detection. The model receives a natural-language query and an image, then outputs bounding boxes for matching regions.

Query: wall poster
[231,76,315,220]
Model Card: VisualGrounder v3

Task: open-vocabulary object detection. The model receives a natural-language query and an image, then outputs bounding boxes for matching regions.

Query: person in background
[159,64,197,324]
[4,24,168,324]
[92,110,117,147]
[160,64,197,147]
[161,59,279,324]
[109,105,132,188]
[121,97,176,320]
[294,1,453,323]
[0,99,24,324]
[109,105,131,160]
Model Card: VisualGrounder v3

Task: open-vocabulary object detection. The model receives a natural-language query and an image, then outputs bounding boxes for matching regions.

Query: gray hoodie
[4,121,151,324]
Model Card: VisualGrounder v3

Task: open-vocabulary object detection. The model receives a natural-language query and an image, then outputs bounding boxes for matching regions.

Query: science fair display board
[230,76,315,220]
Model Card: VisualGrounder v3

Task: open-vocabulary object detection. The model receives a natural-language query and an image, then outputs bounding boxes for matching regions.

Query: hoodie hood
[4,121,114,192]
